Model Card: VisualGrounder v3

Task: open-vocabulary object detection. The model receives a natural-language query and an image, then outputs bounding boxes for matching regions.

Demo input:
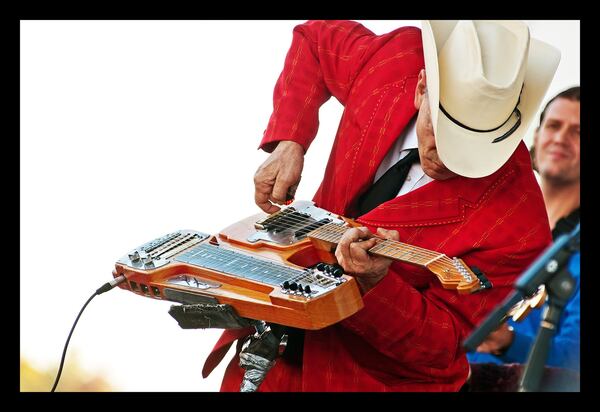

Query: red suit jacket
[203,20,552,391]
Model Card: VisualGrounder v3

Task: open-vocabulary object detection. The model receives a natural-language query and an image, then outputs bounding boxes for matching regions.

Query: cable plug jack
[96,274,127,295]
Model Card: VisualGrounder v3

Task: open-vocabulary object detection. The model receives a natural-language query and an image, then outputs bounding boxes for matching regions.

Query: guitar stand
[168,302,288,392]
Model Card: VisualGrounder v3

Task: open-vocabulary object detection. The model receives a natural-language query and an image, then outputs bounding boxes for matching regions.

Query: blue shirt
[467,252,580,372]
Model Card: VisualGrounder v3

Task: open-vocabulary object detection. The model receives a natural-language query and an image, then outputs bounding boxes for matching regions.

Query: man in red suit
[204,20,561,391]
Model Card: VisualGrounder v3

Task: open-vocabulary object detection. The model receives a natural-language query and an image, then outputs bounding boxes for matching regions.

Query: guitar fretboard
[308,223,450,267]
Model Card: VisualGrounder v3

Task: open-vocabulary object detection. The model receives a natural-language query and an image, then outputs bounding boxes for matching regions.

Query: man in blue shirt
[467,87,580,377]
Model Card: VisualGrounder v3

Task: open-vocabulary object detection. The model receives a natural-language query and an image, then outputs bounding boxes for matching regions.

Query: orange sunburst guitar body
[113,200,491,330]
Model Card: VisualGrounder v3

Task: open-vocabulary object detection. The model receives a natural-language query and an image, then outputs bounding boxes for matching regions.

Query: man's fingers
[254,140,304,209]
[336,228,375,270]
[271,175,298,204]
[253,163,278,211]
[255,195,280,214]
[476,343,491,353]
[339,228,369,248]
[350,238,377,253]
[335,234,352,268]
[254,182,280,214]
[376,227,400,241]
[349,239,376,265]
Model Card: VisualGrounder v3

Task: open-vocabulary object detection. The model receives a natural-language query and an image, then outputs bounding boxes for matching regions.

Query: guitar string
[254,213,469,279]
[180,244,307,285]
[265,226,466,283]
[310,227,471,283]
[312,224,449,263]
[257,213,443,259]
[183,242,461,288]
[259,214,442,259]
[179,229,465,287]
[265,216,458,270]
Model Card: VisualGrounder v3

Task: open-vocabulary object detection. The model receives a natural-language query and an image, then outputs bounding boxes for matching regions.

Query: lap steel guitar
[113,200,490,330]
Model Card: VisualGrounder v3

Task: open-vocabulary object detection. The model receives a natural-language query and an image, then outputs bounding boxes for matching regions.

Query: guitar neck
[307,222,485,293]
[309,223,452,267]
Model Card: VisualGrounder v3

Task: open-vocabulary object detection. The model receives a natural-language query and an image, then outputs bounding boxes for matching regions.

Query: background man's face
[534,98,580,185]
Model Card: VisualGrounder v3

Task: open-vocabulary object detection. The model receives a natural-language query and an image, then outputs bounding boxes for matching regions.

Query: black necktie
[357,148,420,215]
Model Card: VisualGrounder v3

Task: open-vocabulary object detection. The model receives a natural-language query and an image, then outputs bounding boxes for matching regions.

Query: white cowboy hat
[421,20,561,178]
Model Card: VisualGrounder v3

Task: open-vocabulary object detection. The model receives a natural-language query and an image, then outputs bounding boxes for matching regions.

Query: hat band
[438,84,524,144]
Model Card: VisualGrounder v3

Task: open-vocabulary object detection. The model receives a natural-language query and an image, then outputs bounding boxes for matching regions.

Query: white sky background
[20,20,580,392]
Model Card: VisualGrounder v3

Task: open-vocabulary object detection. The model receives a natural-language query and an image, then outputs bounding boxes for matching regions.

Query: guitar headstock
[426,257,492,294]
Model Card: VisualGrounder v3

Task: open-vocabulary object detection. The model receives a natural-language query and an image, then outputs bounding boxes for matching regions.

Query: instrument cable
[50,275,127,392]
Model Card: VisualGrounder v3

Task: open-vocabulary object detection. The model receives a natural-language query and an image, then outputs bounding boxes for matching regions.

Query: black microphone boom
[515,224,579,295]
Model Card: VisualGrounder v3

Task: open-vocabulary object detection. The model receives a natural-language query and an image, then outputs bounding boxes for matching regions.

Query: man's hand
[334,227,400,294]
[254,141,305,214]
[476,322,515,355]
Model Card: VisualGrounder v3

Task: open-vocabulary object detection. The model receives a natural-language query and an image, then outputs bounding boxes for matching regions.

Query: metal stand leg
[518,264,576,392]
[239,321,288,392]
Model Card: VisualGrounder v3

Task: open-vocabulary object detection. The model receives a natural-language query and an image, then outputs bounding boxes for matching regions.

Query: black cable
[51,291,96,392]
[51,275,126,392]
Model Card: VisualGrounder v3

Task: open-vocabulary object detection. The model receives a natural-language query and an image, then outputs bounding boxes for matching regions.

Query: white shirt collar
[373,116,434,197]
[398,117,418,152]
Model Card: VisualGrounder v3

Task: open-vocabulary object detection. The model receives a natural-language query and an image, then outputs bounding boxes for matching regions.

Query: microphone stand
[463,224,580,392]
[518,252,578,392]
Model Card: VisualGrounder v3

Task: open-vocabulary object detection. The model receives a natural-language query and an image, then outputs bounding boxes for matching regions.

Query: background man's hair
[537,86,580,128]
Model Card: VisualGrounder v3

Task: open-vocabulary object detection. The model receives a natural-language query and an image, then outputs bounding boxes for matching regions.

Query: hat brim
[422,20,561,178]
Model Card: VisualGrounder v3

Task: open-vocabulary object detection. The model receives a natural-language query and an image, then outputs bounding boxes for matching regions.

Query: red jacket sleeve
[260,20,382,153]
[341,266,465,368]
